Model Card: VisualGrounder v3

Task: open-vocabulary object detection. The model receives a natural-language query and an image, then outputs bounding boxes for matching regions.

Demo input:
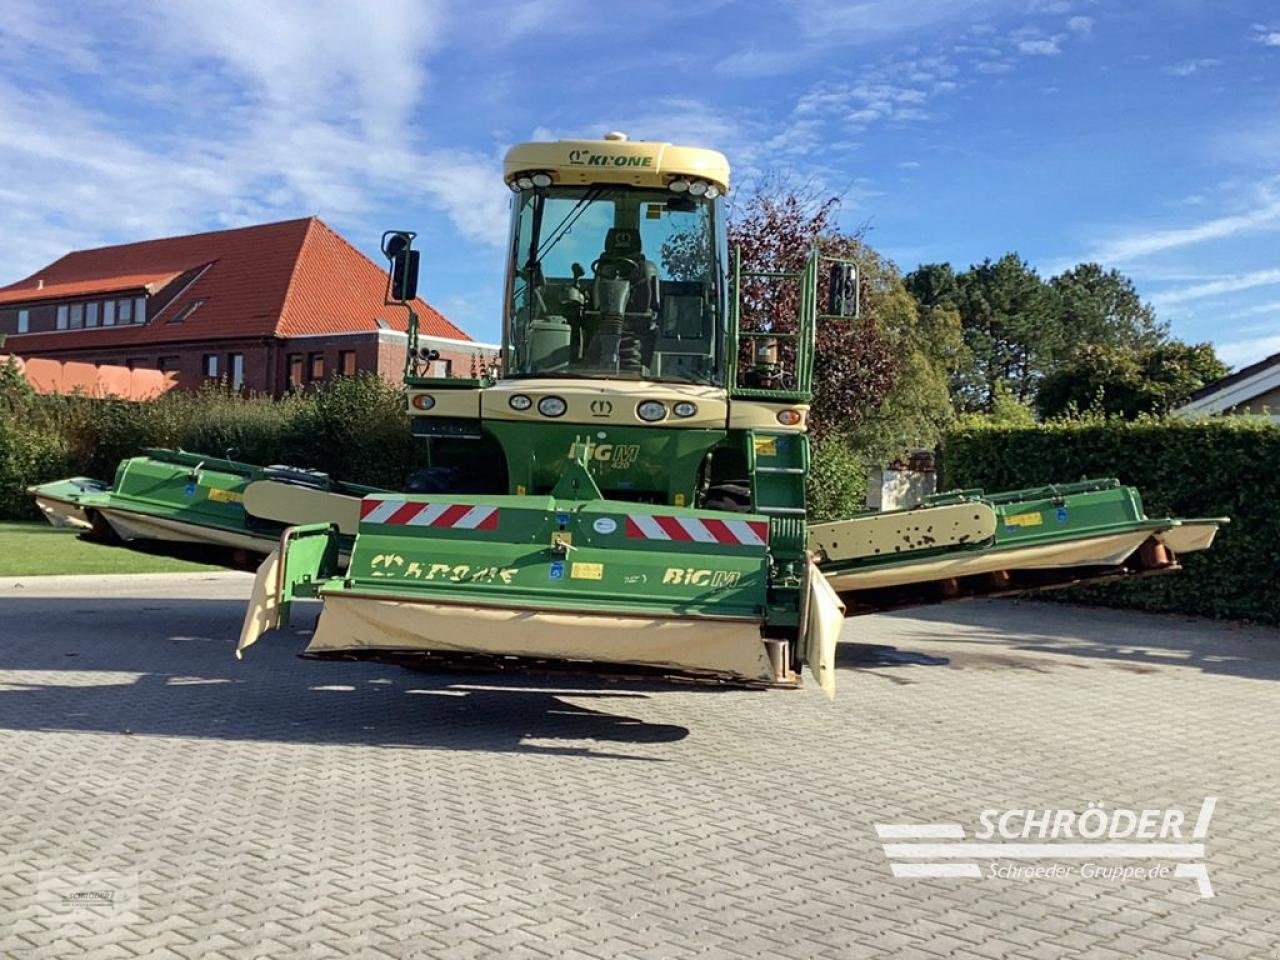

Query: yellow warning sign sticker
[571,562,604,580]
[207,488,244,504]
[1005,512,1043,528]
[753,436,778,457]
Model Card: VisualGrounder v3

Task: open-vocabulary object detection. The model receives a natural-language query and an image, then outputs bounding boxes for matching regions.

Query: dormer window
[168,298,206,324]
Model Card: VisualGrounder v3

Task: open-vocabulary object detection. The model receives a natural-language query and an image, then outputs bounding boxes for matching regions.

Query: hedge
[942,416,1280,625]
[0,370,428,522]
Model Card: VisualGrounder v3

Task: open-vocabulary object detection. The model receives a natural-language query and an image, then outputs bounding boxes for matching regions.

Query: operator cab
[503,136,730,387]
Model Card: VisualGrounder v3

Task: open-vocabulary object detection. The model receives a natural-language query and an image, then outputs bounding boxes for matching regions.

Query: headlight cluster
[411,394,435,411]
[508,171,554,191]
[506,394,568,417]
[668,177,721,199]
[672,402,698,418]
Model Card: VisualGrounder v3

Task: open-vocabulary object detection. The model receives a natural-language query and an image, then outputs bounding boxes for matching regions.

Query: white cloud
[715,45,813,79]
[1066,16,1093,35]
[1017,37,1061,55]
[1150,268,1280,307]
[1258,31,1280,47]
[1164,58,1221,76]
[1073,192,1280,266]
[791,0,1024,43]
[1216,334,1280,369]
[0,1,513,287]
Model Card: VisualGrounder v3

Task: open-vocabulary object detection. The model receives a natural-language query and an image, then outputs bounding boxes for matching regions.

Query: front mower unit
[238,451,826,687]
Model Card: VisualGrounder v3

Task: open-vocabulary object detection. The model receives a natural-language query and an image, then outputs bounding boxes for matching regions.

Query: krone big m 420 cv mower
[31,133,1223,696]
[227,132,1223,697]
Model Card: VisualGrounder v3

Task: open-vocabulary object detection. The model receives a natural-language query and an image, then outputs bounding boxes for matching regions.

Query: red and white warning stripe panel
[625,514,769,547]
[360,499,499,530]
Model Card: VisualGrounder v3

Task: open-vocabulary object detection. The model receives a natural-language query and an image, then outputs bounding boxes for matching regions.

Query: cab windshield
[505,186,724,385]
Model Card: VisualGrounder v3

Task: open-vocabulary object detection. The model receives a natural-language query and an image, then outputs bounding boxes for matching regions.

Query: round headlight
[673,401,697,418]
[411,394,435,411]
[538,395,567,418]
[507,180,522,193]
[516,175,535,190]
[637,400,667,422]
[704,185,720,199]
[508,394,532,411]
[688,180,708,197]
[531,172,552,188]
[668,178,690,193]
[776,409,803,426]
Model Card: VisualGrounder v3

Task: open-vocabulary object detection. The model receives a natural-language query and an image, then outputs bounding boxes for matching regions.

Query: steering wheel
[591,255,640,282]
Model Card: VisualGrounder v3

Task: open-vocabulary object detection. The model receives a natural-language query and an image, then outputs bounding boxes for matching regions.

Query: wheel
[701,481,753,513]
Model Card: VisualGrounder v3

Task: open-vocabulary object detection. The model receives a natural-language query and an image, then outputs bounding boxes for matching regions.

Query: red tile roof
[1,217,467,350]
[0,271,180,305]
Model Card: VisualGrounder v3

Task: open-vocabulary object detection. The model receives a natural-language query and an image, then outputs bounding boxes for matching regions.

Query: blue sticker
[1056,507,1069,523]
[555,512,570,526]
[549,561,565,581]
[184,482,197,497]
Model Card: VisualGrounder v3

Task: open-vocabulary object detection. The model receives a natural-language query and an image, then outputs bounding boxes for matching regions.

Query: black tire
[702,481,753,513]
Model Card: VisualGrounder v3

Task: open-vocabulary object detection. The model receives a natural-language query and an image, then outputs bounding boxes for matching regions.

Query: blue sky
[1,0,1278,367]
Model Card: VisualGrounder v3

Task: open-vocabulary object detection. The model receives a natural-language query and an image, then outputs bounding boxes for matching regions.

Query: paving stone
[0,577,1277,959]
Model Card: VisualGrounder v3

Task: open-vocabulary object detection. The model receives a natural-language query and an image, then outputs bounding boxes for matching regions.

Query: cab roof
[504,135,730,193]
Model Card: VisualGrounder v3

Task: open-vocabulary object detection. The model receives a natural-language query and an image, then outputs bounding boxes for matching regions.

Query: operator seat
[595,228,659,315]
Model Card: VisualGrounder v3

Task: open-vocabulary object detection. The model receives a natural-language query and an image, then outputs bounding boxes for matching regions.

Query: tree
[1051,263,1167,352]
[906,257,1180,415]
[728,178,961,517]
[1035,341,1228,419]
[949,254,1060,410]
[728,179,898,438]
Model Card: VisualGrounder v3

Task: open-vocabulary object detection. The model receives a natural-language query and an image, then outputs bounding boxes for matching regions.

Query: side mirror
[825,260,859,318]
[382,230,420,302]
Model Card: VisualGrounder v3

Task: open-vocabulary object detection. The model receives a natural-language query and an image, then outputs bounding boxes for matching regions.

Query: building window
[103,300,115,326]
[117,298,133,323]
[69,303,84,329]
[430,358,452,378]
[228,353,245,390]
[134,296,147,324]
[339,350,357,376]
[17,309,28,334]
[56,305,68,329]
[288,354,304,389]
[309,353,324,381]
[85,302,99,327]
[159,356,181,373]
[202,354,219,378]
[126,358,146,371]
[169,299,206,324]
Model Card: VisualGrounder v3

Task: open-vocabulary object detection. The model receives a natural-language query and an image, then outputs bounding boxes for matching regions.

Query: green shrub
[943,416,1280,625]
[0,374,431,520]
[808,436,868,522]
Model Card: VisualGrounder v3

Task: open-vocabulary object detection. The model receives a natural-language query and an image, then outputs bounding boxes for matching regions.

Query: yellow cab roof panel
[504,136,730,192]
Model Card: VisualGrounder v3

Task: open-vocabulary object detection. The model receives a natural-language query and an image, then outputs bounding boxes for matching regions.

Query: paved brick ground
[1,572,1278,959]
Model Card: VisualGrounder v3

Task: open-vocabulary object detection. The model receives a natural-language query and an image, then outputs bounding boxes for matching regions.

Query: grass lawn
[0,522,224,576]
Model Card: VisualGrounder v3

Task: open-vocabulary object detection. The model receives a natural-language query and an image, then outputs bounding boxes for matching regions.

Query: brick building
[0,217,497,395]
